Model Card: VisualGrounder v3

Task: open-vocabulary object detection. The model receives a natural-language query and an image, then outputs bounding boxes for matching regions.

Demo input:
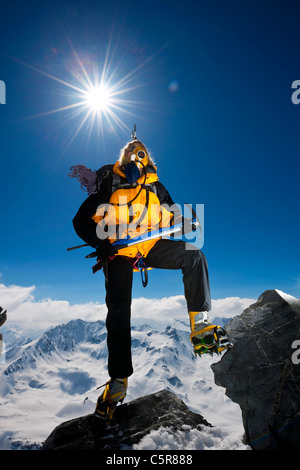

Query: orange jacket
[92,161,173,258]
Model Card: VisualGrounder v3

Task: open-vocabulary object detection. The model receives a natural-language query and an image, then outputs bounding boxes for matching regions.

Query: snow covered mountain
[0,315,246,450]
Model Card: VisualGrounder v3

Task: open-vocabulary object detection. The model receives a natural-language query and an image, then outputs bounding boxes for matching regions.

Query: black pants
[103,239,211,379]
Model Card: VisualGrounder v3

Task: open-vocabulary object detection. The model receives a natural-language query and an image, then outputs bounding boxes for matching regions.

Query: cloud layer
[0,282,255,333]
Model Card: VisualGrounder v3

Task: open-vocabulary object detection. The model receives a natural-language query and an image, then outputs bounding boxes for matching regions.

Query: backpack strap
[96,165,158,201]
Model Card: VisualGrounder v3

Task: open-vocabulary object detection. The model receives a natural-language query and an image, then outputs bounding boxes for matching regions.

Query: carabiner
[134,254,148,288]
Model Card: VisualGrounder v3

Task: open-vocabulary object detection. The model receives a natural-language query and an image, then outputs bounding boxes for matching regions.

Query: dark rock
[42,389,211,450]
[211,289,300,450]
[0,306,7,328]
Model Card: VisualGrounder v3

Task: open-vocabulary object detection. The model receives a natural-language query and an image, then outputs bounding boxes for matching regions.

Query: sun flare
[84,84,112,112]
[12,27,171,152]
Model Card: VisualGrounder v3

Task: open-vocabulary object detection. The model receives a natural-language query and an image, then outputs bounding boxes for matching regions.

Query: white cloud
[131,295,187,320]
[0,283,35,309]
[0,281,255,334]
[210,296,255,319]
[0,282,106,332]
[131,295,255,325]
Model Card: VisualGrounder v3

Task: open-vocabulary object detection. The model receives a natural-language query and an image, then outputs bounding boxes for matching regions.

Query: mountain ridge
[0,310,242,449]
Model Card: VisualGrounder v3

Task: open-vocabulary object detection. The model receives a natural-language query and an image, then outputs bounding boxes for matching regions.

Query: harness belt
[92,253,149,287]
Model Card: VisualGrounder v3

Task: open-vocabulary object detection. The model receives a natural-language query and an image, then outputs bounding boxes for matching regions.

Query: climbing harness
[90,252,149,287]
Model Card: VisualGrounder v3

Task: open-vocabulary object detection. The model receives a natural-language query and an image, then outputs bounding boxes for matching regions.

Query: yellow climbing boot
[189,311,232,356]
[95,377,128,420]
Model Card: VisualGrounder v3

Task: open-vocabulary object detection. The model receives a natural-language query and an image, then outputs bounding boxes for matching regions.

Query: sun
[12,27,173,151]
[84,84,112,112]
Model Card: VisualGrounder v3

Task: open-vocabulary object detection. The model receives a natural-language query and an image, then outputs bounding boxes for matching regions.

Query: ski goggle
[129,144,148,167]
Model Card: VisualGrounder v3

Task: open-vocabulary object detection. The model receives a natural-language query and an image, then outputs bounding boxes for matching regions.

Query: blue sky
[0,0,299,306]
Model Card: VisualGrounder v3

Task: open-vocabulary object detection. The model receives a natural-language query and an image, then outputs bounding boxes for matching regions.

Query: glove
[96,239,116,263]
[182,217,197,234]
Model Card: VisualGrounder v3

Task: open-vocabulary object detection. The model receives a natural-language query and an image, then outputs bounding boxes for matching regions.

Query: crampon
[190,324,232,357]
[94,378,127,420]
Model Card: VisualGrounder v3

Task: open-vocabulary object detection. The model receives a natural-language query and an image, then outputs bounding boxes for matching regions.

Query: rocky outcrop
[42,389,211,450]
[0,306,7,356]
[0,306,7,328]
[211,289,300,450]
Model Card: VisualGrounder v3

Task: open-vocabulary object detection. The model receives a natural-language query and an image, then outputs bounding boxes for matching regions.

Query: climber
[71,131,230,419]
